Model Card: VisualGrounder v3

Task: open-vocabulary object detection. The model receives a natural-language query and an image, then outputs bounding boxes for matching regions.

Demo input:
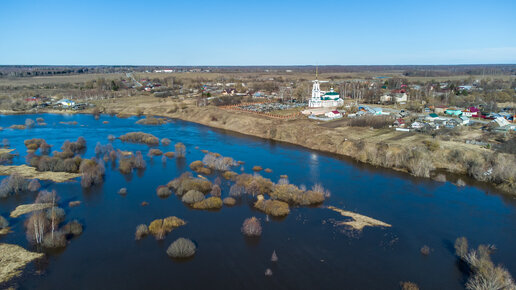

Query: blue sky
[0,0,515,65]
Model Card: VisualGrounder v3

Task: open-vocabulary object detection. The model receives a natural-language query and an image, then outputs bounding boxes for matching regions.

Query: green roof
[324,92,339,96]
[429,113,438,118]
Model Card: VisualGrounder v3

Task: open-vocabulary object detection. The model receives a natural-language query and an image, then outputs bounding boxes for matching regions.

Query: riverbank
[2,96,515,195]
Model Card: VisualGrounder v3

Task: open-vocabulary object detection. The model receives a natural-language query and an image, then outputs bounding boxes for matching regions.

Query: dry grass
[136,117,166,125]
[148,217,186,240]
[164,151,175,158]
[327,206,392,231]
[10,203,53,218]
[252,166,263,172]
[0,243,44,284]
[223,171,238,180]
[0,165,81,182]
[182,190,205,204]
[167,238,196,258]
[68,200,81,207]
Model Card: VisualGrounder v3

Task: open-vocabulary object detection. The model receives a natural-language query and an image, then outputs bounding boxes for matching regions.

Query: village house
[325,110,342,118]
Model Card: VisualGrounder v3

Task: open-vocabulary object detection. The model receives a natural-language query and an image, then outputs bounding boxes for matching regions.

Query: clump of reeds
[161,138,171,146]
[252,166,263,172]
[400,281,419,290]
[189,160,212,175]
[164,152,175,158]
[135,117,166,125]
[167,173,212,196]
[148,149,163,156]
[420,245,430,256]
[148,216,186,240]
[241,217,262,237]
[174,142,186,158]
[118,188,128,196]
[223,171,238,180]
[68,201,81,207]
[167,238,196,258]
[202,153,237,171]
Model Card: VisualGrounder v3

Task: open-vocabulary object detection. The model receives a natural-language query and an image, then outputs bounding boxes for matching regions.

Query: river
[1,113,515,289]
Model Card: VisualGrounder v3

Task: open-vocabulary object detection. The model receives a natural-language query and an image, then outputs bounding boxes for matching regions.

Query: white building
[57,99,75,108]
[325,110,342,118]
[308,79,344,108]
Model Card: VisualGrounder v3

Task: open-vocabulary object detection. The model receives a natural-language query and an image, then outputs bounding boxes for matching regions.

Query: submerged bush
[46,207,66,224]
[192,197,223,210]
[27,179,41,192]
[161,138,171,146]
[136,117,166,125]
[210,184,221,197]
[189,160,211,174]
[223,171,238,180]
[156,186,172,198]
[42,230,67,248]
[235,173,274,196]
[118,188,128,196]
[400,282,419,290]
[454,237,516,290]
[119,132,159,145]
[0,173,29,198]
[62,220,83,236]
[61,137,87,154]
[241,217,262,237]
[223,197,236,206]
[254,197,290,217]
[148,149,163,156]
[182,190,205,204]
[252,166,263,172]
[174,142,186,158]
[148,216,186,240]
[167,238,196,258]
[135,224,149,240]
[80,158,105,188]
[169,174,212,196]
[0,215,8,229]
[229,184,245,197]
[202,153,236,171]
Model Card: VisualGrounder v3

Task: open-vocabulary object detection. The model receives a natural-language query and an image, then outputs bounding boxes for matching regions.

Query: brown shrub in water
[134,151,146,169]
[27,179,41,192]
[61,137,86,154]
[108,134,116,142]
[25,211,49,245]
[252,166,263,172]
[36,117,44,123]
[119,132,159,145]
[148,217,186,240]
[223,197,236,206]
[141,201,149,206]
[62,220,83,236]
[400,281,419,290]
[35,190,57,204]
[0,173,28,198]
[24,138,47,151]
[173,177,212,196]
[46,207,66,224]
[175,142,186,158]
[135,224,149,240]
[192,197,223,210]
[156,186,172,198]
[264,168,272,173]
[241,217,262,237]
[254,198,290,217]
[136,117,166,125]
[42,230,67,248]
[210,184,221,197]
[0,215,8,229]
[10,124,26,130]
[25,118,36,128]
[148,149,163,156]
[182,190,205,204]
[161,138,171,146]
[420,245,430,256]
[202,153,236,171]
[229,184,245,197]
[223,171,238,180]
[164,152,175,158]
[80,158,105,188]
[118,158,133,174]
[235,173,274,196]
[118,188,128,196]
[30,155,82,173]
[167,238,196,258]
[167,172,192,189]
[271,250,278,262]
[68,200,81,207]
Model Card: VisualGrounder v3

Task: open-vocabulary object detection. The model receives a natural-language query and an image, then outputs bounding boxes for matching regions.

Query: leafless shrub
[265,268,273,276]
[192,197,222,209]
[135,224,149,240]
[400,281,419,290]
[271,250,278,262]
[118,188,128,196]
[455,237,469,259]
[202,153,236,171]
[420,245,430,256]
[182,190,205,204]
[0,173,28,198]
[0,215,8,229]
[161,138,171,146]
[42,230,67,248]
[241,217,262,237]
[61,137,86,154]
[25,118,36,129]
[157,185,172,198]
[61,220,83,236]
[134,151,146,169]
[175,142,186,158]
[210,184,221,197]
[254,198,290,216]
[167,238,196,258]
[107,134,116,142]
[119,132,159,145]
[252,166,263,172]
[36,117,44,123]
[25,211,49,245]
[94,142,113,156]
[68,200,81,207]
[35,190,57,204]
[229,184,245,197]
[27,179,41,192]
[80,158,105,188]
[223,197,236,206]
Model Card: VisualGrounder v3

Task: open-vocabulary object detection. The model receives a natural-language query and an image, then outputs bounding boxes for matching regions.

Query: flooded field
[1,113,515,289]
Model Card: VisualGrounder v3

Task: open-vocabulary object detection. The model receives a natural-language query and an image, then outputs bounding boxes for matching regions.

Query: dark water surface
[1,113,515,290]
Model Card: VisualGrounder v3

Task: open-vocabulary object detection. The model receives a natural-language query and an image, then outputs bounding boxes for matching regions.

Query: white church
[308,74,344,108]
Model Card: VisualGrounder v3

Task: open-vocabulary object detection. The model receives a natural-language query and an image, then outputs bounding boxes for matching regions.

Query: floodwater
[1,113,515,290]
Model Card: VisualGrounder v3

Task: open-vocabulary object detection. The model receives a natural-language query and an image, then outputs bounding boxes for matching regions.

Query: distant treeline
[0,64,515,78]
